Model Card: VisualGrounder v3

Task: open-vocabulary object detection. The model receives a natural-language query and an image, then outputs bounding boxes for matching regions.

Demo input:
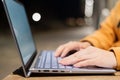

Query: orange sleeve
[109,47,120,70]
[81,1,120,50]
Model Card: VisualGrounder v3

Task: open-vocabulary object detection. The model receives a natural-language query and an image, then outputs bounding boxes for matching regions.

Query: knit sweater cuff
[109,47,120,70]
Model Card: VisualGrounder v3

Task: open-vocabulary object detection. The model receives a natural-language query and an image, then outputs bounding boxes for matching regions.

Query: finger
[59,54,79,65]
[55,45,65,57]
[61,48,70,57]
[55,41,77,57]
[59,50,92,65]
[74,59,95,67]
[61,47,77,57]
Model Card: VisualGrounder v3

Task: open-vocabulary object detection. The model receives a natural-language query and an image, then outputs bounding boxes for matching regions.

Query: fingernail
[55,55,58,57]
[61,55,64,58]
[58,59,62,63]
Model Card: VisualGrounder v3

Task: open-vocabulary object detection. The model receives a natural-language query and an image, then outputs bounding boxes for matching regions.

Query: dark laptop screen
[4,0,36,65]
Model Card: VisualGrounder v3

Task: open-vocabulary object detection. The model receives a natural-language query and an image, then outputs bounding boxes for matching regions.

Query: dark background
[0,0,101,32]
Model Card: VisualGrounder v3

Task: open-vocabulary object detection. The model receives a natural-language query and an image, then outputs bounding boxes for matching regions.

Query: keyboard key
[66,65,73,69]
[51,52,58,68]
[39,51,47,68]
[44,52,51,68]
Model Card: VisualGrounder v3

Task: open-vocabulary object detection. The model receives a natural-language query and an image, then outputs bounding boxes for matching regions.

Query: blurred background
[0,0,118,79]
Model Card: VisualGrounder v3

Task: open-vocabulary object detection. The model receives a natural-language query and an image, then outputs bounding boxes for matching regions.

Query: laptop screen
[4,0,36,65]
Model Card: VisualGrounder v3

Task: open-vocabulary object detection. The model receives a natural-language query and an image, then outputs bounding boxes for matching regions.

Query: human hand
[59,46,117,68]
[55,41,91,57]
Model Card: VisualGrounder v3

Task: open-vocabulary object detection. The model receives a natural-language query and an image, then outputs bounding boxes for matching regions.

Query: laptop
[2,0,116,77]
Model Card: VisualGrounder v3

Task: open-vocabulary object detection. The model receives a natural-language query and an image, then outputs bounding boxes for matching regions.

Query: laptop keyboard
[34,51,116,73]
[35,50,73,69]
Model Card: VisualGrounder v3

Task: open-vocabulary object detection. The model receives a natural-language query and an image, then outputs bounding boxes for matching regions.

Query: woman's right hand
[55,41,92,57]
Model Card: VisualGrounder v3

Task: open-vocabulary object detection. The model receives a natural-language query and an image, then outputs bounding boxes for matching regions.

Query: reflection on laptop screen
[5,0,36,65]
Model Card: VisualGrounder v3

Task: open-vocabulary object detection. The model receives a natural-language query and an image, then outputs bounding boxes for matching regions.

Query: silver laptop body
[2,0,116,77]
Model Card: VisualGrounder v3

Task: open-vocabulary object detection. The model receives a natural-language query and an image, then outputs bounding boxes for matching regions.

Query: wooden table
[3,72,120,80]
